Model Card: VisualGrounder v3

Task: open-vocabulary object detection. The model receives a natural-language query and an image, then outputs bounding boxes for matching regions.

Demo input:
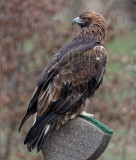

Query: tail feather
[26,131,41,152]
[24,112,58,143]
[24,112,60,152]
[37,124,52,152]
[26,126,46,152]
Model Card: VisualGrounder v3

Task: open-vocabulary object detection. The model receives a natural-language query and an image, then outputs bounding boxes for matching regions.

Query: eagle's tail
[25,124,52,152]
[24,112,60,152]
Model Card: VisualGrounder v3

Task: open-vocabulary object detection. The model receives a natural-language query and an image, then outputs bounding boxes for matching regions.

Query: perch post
[42,116,113,160]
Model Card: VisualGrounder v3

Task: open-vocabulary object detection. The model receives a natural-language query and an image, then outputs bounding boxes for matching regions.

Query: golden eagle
[19,11,107,152]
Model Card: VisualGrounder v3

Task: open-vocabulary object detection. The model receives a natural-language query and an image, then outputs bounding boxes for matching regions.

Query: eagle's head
[72,11,106,28]
[72,11,106,40]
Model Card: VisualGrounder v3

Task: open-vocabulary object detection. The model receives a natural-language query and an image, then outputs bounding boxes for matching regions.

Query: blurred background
[0,0,136,159]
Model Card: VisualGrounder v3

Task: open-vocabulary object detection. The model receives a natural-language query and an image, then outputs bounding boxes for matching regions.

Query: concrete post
[42,117,113,160]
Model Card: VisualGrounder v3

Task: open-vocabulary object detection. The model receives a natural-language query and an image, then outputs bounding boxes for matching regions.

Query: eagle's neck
[75,23,106,42]
[89,21,106,40]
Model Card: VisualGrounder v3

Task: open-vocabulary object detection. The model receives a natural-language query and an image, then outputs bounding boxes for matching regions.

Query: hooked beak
[72,17,84,25]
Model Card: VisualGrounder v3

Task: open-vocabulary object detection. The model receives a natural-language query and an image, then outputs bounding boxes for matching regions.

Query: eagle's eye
[83,18,88,21]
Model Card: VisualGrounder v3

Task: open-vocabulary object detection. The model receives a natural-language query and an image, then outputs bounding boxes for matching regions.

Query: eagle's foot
[81,111,95,119]
[70,113,77,119]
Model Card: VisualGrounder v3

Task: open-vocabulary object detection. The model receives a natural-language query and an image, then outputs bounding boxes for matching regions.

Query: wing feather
[19,35,105,129]
[37,44,107,115]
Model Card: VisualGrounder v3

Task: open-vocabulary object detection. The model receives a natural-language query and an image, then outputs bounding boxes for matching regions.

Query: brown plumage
[19,11,107,152]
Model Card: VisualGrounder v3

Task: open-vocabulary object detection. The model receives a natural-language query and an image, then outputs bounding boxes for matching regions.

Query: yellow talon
[81,111,94,119]
[70,114,77,119]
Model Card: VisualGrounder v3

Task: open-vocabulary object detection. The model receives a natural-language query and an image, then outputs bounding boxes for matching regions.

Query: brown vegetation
[0,0,72,159]
[0,0,135,160]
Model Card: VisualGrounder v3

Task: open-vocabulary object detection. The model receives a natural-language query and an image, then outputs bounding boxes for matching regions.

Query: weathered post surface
[42,116,113,160]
